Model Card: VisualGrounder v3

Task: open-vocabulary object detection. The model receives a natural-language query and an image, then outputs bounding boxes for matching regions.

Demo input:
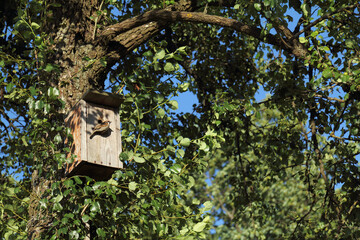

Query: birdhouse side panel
[80,100,87,162]
[86,102,122,169]
[64,101,83,174]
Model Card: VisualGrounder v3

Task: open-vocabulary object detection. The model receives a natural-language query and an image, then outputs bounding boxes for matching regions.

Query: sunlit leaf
[193,222,207,232]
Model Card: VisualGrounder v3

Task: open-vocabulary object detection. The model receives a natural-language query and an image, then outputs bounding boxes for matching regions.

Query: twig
[292,3,360,39]
[93,0,104,40]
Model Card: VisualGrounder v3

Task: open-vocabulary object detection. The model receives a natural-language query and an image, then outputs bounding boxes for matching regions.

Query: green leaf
[254,3,261,11]
[53,194,63,203]
[180,227,189,235]
[345,39,354,49]
[144,50,153,57]
[64,179,73,188]
[31,22,40,29]
[176,46,187,54]
[164,62,175,72]
[188,176,195,188]
[322,69,332,79]
[44,103,51,114]
[39,199,47,209]
[299,37,307,43]
[170,164,182,174]
[301,3,310,17]
[100,58,107,67]
[158,108,165,118]
[168,100,178,110]
[21,136,28,147]
[44,64,57,72]
[177,149,185,158]
[203,201,213,212]
[54,134,62,144]
[199,142,208,151]
[133,156,146,163]
[30,86,37,96]
[107,178,118,186]
[35,100,44,110]
[69,230,79,239]
[119,152,129,161]
[322,46,330,51]
[341,74,350,83]
[53,202,63,211]
[6,82,14,93]
[155,49,165,60]
[129,182,137,191]
[180,138,191,147]
[205,129,217,137]
[96,228,106,238]
[154,62,161,71]
[90,201,101,213]
[82,214,90,223]
[193,222,207,232]
[166,145,176,153]
[179,82,190,92]
[74,176,83,184]
[310,31,319,38]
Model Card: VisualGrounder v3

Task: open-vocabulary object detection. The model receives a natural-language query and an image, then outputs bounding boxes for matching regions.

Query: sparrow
[90,120,111,138]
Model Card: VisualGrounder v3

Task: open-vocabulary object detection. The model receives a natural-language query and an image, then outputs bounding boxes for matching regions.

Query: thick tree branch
[99,10,306,57]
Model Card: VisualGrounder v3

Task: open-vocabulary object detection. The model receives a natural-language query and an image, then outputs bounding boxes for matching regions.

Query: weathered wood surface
[65,90,123,180]
[86,102,122,169]
[82,89,124,108]
[65,101,83,174]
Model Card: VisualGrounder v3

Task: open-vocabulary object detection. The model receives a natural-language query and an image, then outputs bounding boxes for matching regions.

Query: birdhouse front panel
[86,102,122,169]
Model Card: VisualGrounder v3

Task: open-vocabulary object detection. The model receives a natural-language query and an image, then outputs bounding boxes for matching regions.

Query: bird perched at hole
[90,120,111,138]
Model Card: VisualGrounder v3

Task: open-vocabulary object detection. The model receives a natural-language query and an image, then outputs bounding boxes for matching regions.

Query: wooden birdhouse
[65,90,124,180]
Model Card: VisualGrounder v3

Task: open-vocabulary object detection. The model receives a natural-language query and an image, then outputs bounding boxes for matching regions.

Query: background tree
[1,0,360,239]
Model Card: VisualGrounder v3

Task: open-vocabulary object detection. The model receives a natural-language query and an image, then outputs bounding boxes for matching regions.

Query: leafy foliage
[1,0,360,239]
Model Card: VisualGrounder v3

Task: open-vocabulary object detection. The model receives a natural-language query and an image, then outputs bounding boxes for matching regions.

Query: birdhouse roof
[82,90,124,108]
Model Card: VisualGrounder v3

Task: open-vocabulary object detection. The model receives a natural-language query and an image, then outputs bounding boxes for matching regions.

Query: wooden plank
[114,109,123,169]
[65,102,82,175]
[82,90,124,108]
[80,100,87,162]
[86,102,122,169]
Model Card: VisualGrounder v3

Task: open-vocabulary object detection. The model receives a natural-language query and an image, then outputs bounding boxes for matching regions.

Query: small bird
[90,120,111,138]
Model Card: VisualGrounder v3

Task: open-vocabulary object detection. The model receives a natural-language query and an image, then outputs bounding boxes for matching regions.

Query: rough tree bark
[26,0,314,238]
